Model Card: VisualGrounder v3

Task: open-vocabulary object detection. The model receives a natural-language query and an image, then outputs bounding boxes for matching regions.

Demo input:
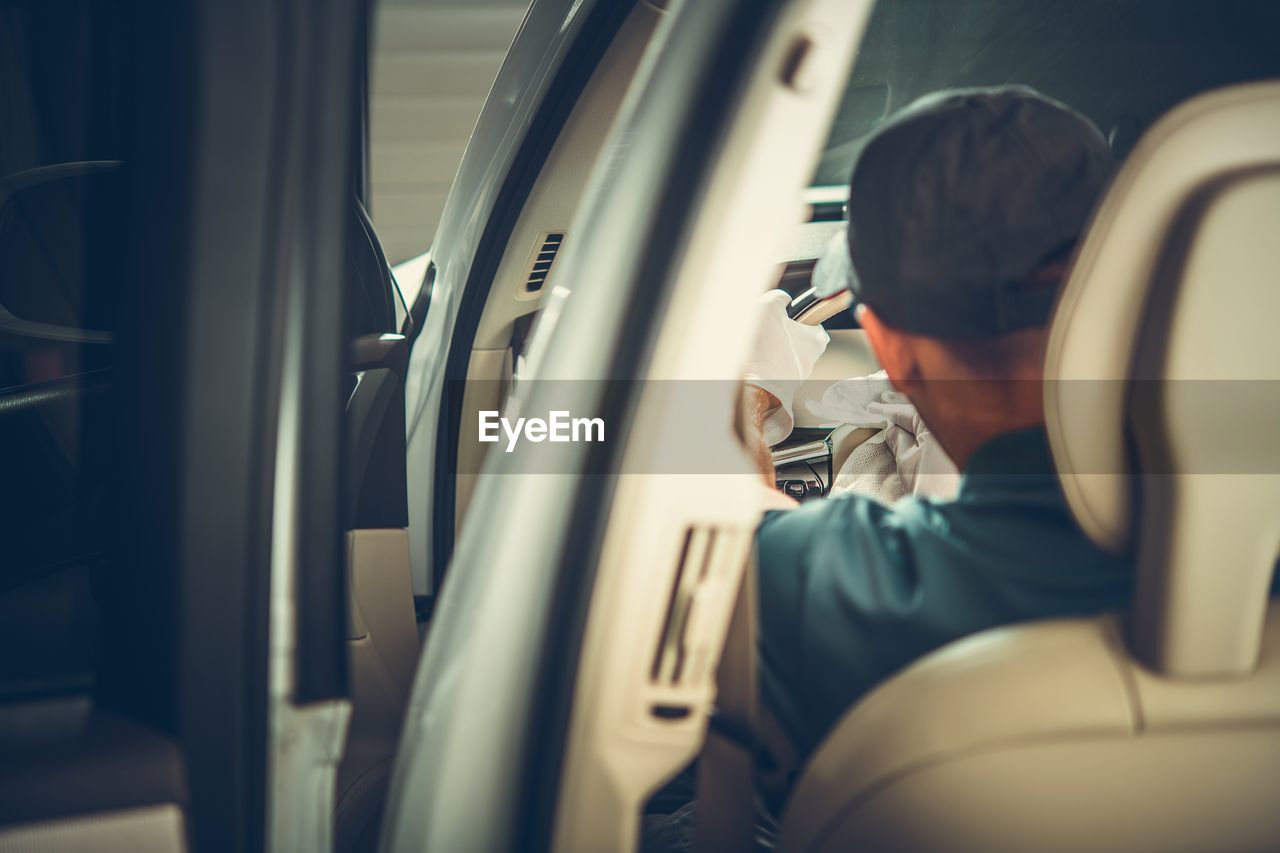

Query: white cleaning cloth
[807,371,961,500]
[742,289,830,447]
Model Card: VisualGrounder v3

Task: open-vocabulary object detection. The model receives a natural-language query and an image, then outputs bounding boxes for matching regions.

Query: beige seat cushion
[780,604,1280,852]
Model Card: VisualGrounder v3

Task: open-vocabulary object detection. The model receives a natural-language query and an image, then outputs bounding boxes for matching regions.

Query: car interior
[2,0,1279,850]
[366,0,1280,846]
[432,0,1280,532]
[425,0,1278,849]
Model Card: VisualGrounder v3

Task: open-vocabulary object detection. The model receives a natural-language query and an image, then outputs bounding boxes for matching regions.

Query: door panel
[336,211,419,852]
[335,529,417,853]
[335,42,419,853]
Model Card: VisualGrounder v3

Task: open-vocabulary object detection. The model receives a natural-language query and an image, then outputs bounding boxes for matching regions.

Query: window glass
[813,0,1280,187]
[0,0,124,694]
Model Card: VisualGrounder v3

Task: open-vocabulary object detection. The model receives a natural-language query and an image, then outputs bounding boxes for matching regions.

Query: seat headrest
[1045,82,1280,676]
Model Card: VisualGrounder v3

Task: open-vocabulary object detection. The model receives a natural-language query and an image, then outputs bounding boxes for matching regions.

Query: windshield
[812,0,1280,188]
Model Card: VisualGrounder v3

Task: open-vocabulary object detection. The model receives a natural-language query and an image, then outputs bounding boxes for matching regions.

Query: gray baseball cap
[841,85,1114,339]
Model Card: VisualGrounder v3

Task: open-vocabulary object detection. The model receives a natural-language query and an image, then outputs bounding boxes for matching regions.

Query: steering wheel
[787,286,852,326]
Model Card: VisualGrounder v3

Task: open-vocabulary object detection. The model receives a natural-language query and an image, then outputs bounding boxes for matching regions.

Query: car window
[812,0,1280,188]
[0,0,124,695]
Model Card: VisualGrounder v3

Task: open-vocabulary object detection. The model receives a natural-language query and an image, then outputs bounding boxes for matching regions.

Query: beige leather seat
[776,82,1280,852]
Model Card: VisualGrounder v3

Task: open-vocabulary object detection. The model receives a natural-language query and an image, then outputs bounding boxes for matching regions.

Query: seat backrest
[777,82,1280,853]
[1046,83,1280,677]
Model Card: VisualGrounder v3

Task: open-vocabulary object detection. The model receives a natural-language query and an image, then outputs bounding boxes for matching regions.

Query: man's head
[844,85,1113,465]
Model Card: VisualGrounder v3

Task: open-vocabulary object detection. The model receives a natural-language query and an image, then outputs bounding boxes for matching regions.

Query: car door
[332,28,421,852]
[400,0,645,607]
[381,0,868,849]
[0,1,367,851]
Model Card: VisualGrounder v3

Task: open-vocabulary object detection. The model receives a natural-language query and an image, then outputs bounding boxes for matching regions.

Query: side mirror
[0,161,122,344]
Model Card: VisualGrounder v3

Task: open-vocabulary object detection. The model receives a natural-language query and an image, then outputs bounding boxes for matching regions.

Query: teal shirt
[756,426,1133,761]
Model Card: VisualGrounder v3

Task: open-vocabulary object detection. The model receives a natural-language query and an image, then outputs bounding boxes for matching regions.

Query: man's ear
[857,305,923,393]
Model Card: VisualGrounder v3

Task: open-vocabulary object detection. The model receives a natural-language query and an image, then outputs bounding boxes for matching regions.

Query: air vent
[651,528,713,686]
[524,232,564,294]
[650,524,747,691]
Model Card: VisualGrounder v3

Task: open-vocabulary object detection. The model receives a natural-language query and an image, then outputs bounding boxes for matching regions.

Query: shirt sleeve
[754,492,954,761]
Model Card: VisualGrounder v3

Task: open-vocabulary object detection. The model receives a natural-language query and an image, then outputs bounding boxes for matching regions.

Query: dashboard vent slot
[524,232,564,293]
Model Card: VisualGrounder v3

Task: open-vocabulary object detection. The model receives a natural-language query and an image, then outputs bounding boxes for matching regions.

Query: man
[743,84,1133,768]
[642,86,1131,851]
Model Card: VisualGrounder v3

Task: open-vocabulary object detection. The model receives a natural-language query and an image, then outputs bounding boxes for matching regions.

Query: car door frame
[402,0,637,603]
[385,0,869,848]
[126,0,363,850]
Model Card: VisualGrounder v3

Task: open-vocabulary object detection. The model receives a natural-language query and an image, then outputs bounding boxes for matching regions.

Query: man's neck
[935,417,1045,471]
[915,385,1046,470]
